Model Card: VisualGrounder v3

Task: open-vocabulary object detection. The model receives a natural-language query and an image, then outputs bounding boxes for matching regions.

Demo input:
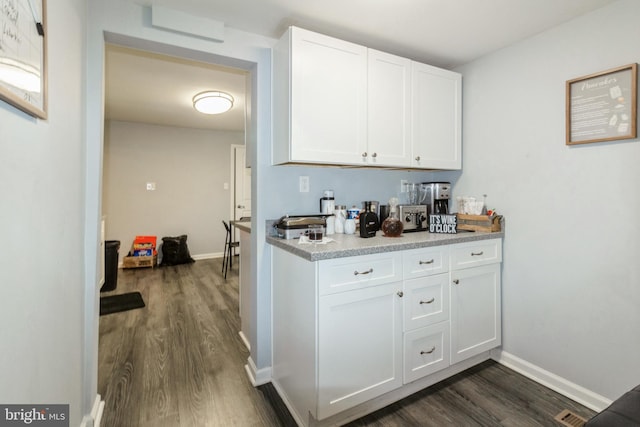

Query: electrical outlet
[146,182,156,191]
[400,179,408,193]
[299,176,310,193]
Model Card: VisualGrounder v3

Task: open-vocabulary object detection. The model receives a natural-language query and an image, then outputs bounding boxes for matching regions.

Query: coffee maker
[421,182,451,215]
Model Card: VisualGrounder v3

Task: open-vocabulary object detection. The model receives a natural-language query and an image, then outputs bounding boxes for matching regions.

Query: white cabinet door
[318,282,403,419]
[450,263,501,364]
[290,27,367,165]
[367,49,411,167]
[411,62,461,169]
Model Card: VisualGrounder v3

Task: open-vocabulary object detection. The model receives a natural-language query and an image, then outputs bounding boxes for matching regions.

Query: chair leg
[224,244,232,279]
[222,242,227,276]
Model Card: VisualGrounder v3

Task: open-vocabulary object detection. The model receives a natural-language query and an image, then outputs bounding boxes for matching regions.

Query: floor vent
[555,409,588,427]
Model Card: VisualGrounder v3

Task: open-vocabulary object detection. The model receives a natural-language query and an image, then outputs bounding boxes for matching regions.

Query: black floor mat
[100,292,145,316]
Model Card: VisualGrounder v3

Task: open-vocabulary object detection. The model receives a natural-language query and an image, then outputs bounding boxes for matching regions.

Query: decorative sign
[566,63,637,145]
[0,0,47,119]
[429,214,457,234]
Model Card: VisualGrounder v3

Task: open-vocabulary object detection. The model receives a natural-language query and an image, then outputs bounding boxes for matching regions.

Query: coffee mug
[306,224,323,241]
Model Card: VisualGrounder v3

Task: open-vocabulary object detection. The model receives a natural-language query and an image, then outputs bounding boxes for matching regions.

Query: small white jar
[344,218,356,235]
[325,216,335,235]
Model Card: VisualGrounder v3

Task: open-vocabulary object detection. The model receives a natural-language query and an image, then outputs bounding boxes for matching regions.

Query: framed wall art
[0,0,47,119]
[566,63,637,145]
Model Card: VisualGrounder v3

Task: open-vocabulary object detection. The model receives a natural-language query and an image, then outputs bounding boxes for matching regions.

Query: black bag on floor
[160,235,195,266]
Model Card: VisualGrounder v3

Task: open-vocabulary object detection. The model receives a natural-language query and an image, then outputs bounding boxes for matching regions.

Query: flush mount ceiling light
[192,91,234,114]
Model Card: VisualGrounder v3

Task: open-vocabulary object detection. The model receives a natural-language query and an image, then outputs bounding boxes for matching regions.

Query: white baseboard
[238,330,251,351]
[245,356,272,386]
[192,252,222,260]
[491,349,611,412]
[80,394,104,427]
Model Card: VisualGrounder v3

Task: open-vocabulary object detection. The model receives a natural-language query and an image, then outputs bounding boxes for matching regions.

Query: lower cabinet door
[318,282,403,419]
[403,322,450,383]
[450,263,501,364]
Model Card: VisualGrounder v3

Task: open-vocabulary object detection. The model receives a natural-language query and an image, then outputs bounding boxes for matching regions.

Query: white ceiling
[106,0,619,132]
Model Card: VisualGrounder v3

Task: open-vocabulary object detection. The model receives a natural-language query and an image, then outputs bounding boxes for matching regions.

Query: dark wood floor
[99,258,595,427]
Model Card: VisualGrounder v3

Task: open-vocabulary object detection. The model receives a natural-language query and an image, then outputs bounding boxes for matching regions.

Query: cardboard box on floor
[123,235,158,268]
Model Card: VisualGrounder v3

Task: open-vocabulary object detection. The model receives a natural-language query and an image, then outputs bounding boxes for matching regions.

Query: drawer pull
[453,279,459,285]
[471,251,484,256]
[397,291,404,298]
[420,346,436,355]
[419,298,435,305]
[419,259,434,265]
[353,268,373,276]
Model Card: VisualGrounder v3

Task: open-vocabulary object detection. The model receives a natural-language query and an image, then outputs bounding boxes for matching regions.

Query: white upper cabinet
[367,49,412,167]
[273,26,368,165]
[273,26,462,170]
[411,63,462,169]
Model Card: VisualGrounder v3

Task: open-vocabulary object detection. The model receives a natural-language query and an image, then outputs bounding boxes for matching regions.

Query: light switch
[299,176,310,193]
[146,182,156,191]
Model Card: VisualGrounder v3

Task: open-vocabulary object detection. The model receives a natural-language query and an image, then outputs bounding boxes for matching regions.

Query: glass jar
[381,198,403,237]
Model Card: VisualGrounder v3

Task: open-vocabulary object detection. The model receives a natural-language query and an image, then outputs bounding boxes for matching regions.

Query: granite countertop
[266,229,504,261]
[230,219,251,233]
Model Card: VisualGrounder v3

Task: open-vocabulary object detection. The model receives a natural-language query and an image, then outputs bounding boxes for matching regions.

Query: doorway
[99,40,256,422]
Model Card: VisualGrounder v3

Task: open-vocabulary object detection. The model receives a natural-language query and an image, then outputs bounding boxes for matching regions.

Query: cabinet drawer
[403,273,449,330]
[450,239,502,270]
[319,252,402,295]
[403,322,450,383]
[403,246,449,279]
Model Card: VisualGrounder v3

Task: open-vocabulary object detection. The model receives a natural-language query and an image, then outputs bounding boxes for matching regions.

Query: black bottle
[360,202,379,238]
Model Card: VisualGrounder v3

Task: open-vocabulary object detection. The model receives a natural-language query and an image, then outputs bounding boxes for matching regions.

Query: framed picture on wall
[0,0,47,119]
[566,63,637,145]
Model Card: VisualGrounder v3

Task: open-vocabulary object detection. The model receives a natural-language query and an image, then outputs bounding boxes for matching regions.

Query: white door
[234,145,251,221]
[290,27,368,165]
[411,62,462,169]
[367,49,412,167]
[450,263,501,364]
[317,282,403,419]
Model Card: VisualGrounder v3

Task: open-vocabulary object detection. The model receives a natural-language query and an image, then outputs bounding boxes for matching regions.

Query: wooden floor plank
[99,257,595,427]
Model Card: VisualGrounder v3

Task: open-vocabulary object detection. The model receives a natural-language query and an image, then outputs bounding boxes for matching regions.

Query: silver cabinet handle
[420,346,436,355]
[354,268,373,276]
[419,259,434,265]
[419,298,435,304]
[415,156,421,161]
[471,251,484,256]
[397,291,404,298]
[453,279,459,285]
[362,152,368,158]
[371,152,377,158]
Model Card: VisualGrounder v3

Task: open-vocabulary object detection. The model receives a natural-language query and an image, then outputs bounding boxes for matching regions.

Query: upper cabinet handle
[354,268,373,276]
[371,152,377,158]
[415,156,421,161]
[362,152,368,158]
[471,251,484,256]
[419,259,434,265]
